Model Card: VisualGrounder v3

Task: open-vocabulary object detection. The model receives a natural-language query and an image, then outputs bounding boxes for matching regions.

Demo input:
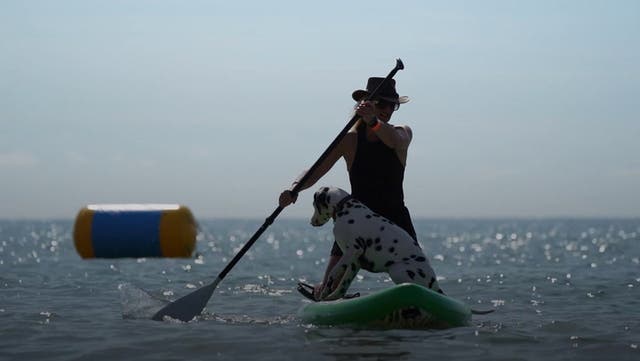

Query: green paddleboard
[298,283,472,329]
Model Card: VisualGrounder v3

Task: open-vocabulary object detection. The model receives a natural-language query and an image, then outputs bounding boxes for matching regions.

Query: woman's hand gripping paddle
[151,59,405,322]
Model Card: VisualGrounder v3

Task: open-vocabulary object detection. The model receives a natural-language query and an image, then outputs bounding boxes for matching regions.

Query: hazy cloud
[0,152,38,168]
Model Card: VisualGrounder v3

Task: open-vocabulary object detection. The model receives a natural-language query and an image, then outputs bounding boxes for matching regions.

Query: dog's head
[310,186,351,227]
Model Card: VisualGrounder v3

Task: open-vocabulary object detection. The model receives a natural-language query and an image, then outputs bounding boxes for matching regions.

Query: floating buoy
[73,204,197,258]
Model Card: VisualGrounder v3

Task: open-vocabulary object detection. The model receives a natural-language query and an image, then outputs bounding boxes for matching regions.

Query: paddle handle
[218,59,405,282]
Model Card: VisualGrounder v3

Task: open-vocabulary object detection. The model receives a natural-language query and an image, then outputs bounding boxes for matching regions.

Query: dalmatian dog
[310,186,444,301]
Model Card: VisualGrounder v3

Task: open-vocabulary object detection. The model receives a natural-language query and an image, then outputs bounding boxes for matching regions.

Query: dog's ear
[315,188,330,210]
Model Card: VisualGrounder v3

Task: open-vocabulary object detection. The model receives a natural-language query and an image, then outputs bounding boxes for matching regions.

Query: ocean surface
[0,218,638,361]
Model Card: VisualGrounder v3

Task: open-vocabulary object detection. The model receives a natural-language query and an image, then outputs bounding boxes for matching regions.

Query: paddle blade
[151,280,219,322]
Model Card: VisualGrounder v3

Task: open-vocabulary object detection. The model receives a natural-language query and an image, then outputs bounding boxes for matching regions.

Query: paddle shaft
[152,59,405,321]
[217,59,405,282]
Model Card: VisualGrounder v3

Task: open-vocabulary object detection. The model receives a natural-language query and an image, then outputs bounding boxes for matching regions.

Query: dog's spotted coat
[311,186,443,301]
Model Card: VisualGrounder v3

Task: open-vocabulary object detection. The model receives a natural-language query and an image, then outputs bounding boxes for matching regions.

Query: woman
[279,77,417,298]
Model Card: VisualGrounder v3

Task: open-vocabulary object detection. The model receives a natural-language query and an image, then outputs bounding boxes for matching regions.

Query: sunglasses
[374,99,399,111]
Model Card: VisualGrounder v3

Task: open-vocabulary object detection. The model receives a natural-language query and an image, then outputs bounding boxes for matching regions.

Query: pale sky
[1,0,639,219]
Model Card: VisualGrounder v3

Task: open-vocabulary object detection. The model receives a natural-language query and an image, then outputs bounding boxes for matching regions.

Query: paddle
[151,59,405,322]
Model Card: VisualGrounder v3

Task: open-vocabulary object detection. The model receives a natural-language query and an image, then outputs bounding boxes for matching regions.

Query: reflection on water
[0,219,638,360]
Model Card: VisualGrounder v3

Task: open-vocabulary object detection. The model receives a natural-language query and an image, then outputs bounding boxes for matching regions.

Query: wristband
[370,119,382,132]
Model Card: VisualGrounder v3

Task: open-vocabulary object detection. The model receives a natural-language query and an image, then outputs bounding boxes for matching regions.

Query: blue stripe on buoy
[91,211,163,258]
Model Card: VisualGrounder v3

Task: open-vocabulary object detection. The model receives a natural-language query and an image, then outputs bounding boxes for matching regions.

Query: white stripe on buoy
[87,204,181,211]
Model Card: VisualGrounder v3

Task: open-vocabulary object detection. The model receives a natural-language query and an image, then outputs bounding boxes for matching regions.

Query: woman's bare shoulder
[337,131,355,150]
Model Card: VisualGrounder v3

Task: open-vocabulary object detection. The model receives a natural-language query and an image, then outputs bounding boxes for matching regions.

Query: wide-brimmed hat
[352,77,409,104]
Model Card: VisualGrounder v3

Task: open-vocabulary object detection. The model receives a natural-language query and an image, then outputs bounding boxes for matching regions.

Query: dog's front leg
[318,249,362,301]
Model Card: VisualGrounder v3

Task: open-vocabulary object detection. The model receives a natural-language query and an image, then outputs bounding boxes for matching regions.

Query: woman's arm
[279,133,354,207]
[371,122,413,151]
[354,100,413,151]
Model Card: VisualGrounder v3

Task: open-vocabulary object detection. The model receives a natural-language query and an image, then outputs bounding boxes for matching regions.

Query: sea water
[0,218,638,360]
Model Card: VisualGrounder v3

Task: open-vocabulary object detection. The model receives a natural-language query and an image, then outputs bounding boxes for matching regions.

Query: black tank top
[350,123,406,213]
[330,123,417,256]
